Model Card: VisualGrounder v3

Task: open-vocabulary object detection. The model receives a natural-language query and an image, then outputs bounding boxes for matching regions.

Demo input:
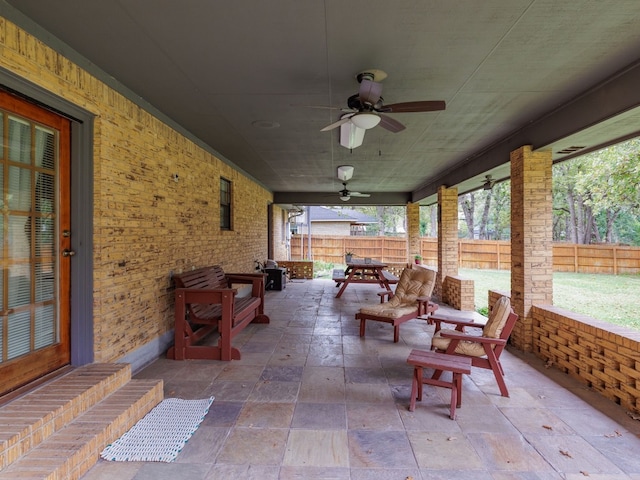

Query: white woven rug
[100,397,214,462]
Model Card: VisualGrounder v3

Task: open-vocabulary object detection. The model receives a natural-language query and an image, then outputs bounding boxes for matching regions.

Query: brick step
[0,378,163,480]
[0,363,134,472]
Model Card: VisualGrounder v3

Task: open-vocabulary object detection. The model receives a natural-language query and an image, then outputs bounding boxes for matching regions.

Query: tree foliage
[554,138,640,244]
[455,138,640,245]
[455,182,511,240]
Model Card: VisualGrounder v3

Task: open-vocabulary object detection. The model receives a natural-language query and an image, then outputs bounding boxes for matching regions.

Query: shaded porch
[82,279,640,479]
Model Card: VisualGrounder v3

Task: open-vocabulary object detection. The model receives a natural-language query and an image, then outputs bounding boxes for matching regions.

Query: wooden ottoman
[407,349,472,420]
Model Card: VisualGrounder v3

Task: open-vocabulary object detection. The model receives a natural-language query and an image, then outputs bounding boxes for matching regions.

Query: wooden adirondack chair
[429,296,518,397]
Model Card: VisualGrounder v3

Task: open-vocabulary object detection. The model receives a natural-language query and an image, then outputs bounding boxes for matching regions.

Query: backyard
[314,262,639,330]
[459,268,640,331]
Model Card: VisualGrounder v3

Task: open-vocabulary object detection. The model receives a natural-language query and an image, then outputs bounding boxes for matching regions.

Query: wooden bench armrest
[430,316,477,328]
[430,315,477,333]
[226,273,266,283]
[377,290,393,303]
[439,330,506,346]
[225,273,266,297]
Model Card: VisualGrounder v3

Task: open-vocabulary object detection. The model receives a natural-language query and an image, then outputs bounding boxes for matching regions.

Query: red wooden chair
[429,296,518,397]
[356,266,438,343]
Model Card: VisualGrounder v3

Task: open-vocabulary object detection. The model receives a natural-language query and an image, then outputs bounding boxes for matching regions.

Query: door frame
[1,68,95,365]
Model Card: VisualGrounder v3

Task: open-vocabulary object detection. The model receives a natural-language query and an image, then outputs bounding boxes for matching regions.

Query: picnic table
[333,259,399,298]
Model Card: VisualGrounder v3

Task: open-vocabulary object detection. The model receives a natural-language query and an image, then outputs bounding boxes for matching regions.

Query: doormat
[100,397,214,462]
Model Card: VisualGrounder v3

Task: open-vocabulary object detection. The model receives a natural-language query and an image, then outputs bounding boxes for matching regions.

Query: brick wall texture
[271,206,288,261]
[490,290,639,414]
[1,18,272,362]
[510,145,553,352]
[436,186,459,300]
[407,202,420,263]
[442,276,475,311]
[533,305,640,413]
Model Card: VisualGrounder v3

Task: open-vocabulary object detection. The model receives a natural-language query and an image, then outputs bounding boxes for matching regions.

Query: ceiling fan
[339,182,370,202]
[336,165,369,201]
[483,175,497,190]
[321,69,446,147]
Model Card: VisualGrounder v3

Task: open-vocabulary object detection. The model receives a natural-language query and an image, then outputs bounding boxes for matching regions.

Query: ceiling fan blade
[358,79,383,107]
[296,104,339,110]
[320,116,352,132]
[298,105,357,114]
[382,100,446,113]
[350,192,371,197]
[378,114,406,133]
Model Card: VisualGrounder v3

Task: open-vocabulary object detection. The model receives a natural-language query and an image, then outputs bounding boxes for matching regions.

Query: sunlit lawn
[459,268,640,331]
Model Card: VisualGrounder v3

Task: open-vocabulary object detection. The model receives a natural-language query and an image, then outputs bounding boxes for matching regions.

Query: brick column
[510,145,553,352]
[406,202,421,264]
[436,186,458,301]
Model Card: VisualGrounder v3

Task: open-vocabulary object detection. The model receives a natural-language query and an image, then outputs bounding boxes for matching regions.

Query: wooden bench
[166,265,270,361]
[407,349,472,420]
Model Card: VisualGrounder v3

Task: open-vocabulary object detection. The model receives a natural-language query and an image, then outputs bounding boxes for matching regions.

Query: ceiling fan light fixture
[351,112,381,130]
[337,165,354,181]
[340,120,365,149]
[340,194,351,202]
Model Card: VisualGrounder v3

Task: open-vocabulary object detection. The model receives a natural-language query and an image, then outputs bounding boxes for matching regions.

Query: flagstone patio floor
[81,278,640,480]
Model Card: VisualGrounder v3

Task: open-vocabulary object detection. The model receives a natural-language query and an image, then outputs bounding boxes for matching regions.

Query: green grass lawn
[459,268,640,331]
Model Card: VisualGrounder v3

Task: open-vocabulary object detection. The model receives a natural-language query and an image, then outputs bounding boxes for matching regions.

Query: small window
[220,177,232,230]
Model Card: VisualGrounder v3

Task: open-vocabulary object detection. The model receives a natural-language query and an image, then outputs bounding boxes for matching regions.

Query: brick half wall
[532,305,640,413]
[443,276,475,311]
[489,290,640,414]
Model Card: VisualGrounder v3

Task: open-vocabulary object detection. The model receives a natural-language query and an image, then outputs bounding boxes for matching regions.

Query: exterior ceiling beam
[273,191,411,207]
[412,59,640,203]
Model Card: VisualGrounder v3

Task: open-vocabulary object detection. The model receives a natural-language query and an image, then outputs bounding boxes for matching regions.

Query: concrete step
[0,363,163,480]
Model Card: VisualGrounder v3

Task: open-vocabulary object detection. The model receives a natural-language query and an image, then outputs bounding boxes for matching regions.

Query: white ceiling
[4,0,640,205]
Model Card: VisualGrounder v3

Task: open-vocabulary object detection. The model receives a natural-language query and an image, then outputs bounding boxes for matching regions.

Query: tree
[419,205,437,237]
[554,138,640,245]
[459,192,476,239]
[457,185,511,240]
[489,182,510,240]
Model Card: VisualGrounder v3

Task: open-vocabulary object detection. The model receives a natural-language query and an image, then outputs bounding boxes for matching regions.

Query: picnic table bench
[332,268,399,285]
[166,265,269,361]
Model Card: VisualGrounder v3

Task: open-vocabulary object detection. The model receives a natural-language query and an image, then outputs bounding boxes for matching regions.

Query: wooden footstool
[407,349,472,420]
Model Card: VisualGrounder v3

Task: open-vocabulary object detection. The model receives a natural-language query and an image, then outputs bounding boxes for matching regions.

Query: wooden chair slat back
[174,266,228,290]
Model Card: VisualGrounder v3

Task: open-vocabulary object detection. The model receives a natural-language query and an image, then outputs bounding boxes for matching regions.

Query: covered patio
[82,280,640,479]
[1,2,640,478]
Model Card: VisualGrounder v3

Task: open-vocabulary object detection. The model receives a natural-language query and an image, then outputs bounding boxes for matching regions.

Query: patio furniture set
[168,262,517,419]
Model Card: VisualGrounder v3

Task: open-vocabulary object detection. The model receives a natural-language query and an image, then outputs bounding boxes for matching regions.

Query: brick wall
[437,186,459,300]
[489,289,640,414]
[407,202,420,263]
[1,17,273,362]
[271,205,288,261]
[510,146,553,352]
[277,261,314,279]
[442,276,475,311]
[533,306,640,413]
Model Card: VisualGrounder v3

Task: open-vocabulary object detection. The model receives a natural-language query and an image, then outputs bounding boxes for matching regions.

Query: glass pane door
[1,92,71,395]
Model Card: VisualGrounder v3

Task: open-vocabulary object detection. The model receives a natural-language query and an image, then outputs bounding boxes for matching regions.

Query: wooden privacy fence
[290,235,640,275]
